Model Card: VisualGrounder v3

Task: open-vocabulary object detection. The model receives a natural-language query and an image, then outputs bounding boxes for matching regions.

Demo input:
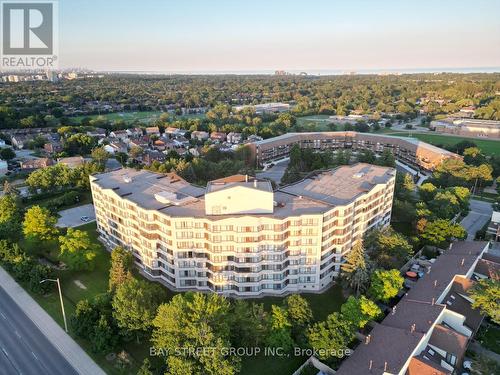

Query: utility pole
[40,278,68,333]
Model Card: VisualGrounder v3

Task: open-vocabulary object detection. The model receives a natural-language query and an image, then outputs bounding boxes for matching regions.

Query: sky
[58,0,500,73]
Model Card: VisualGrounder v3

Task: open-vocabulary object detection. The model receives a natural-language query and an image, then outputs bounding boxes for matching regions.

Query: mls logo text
[1,0,58,69]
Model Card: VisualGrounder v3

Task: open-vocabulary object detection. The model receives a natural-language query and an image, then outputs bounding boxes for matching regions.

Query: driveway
[257,160,290,184]
[460,199,493,240]
[56,204,96,228]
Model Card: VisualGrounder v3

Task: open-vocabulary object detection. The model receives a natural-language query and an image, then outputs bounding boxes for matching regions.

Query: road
[460,199,493,240]
[0,287,78,375]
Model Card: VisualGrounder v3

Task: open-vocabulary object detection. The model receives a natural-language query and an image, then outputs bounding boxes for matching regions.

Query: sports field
[386,132,500,156]
[71,111,205,124]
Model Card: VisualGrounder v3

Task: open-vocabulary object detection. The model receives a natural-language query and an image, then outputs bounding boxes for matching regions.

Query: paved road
[460,199,493,240]
[0,287,78,375]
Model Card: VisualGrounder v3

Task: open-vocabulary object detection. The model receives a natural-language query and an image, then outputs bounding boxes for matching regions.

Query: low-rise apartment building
[248,131,461,171]
[430,118,500,139]
[90,163,395,296]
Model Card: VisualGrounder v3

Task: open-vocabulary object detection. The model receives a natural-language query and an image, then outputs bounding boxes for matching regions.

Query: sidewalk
[0,266,106,375]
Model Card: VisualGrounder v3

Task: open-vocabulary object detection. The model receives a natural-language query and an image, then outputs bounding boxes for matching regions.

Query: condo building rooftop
[91,163,395,219]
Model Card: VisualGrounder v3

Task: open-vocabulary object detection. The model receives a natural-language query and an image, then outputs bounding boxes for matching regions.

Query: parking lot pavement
[460,199,493,240]
[56,204,96,228]
[256,160,290,184]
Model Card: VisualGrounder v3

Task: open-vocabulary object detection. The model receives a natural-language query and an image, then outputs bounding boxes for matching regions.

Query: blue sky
[59,0,500,72]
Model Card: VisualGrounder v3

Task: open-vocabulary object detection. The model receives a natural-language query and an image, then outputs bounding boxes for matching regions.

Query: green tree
[340,295,381,329]
[3,180,19,196]
[23,205,58,241]
[418,182,437,202]
[463,147,486,166]
[108,246,134,292]
[266,305,294,351]
[137,358,154,375]
[71,299,99,338]
[285,294,313,328]
[418,219,467,247]
[429,190,461,219]
[365,226,413,269]
[376,149,396,167]
[229,300,267,347]
[369,269,404,302]
[90,315,118,354]
[0,147,15,160]
[112,278,163,342]
[341,241,370,296]
[91,146,109,166]
[307,312,354,361]
[151,292,239,375]
[0,194,21,240]
[58,228,97,271]
[468,279,500,324]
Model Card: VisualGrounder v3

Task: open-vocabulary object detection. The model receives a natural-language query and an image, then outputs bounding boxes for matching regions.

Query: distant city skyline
[59,0,500,72]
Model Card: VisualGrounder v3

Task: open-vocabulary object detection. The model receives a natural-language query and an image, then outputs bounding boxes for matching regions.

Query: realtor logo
[1,1,58,68]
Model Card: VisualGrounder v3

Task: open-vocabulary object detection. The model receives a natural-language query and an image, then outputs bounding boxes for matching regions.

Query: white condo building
[90,163,395,297]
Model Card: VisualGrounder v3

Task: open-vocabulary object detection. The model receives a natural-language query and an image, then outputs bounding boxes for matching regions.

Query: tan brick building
[90,163,395,297]
[247,131,461,171]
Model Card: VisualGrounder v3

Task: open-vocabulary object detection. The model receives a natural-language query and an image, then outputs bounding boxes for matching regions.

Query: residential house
[20,158,53,170]
[142,150,166,166]
[11,135,29,149]
[487,211,500,242]
[86,128,107,138]
[58,156,85,168]
[191,130,209,141]
[172,136,189,148]
[246,134,263,143]
[109,130,128,140]
[227,132,242,144]
[164,127,181,137]
[44,140,63,154]
[210,132,226,142]
[336,241,494,375]
[145,126,160,137]
[104,141,127,154]
[126,127,143,137]
[128,136,150,149]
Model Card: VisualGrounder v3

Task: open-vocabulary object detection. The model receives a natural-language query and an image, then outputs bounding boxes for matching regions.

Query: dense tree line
[1,73,499,131]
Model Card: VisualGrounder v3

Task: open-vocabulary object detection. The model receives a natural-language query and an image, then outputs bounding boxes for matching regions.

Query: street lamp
[40,278,68,333]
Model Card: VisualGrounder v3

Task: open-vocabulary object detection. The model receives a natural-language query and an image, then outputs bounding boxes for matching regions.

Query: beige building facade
[90,163,395,297]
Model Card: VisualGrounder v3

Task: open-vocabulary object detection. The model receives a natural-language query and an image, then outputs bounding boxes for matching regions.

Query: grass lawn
[476,324,500,354]
[19,221,345,375]
[21,222,143,374]
[384,132,500,156]
[21,190,93,211]
[296,115,337,132]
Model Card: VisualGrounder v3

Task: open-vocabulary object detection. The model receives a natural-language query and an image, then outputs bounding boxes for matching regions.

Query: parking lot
[56,204,96,228]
